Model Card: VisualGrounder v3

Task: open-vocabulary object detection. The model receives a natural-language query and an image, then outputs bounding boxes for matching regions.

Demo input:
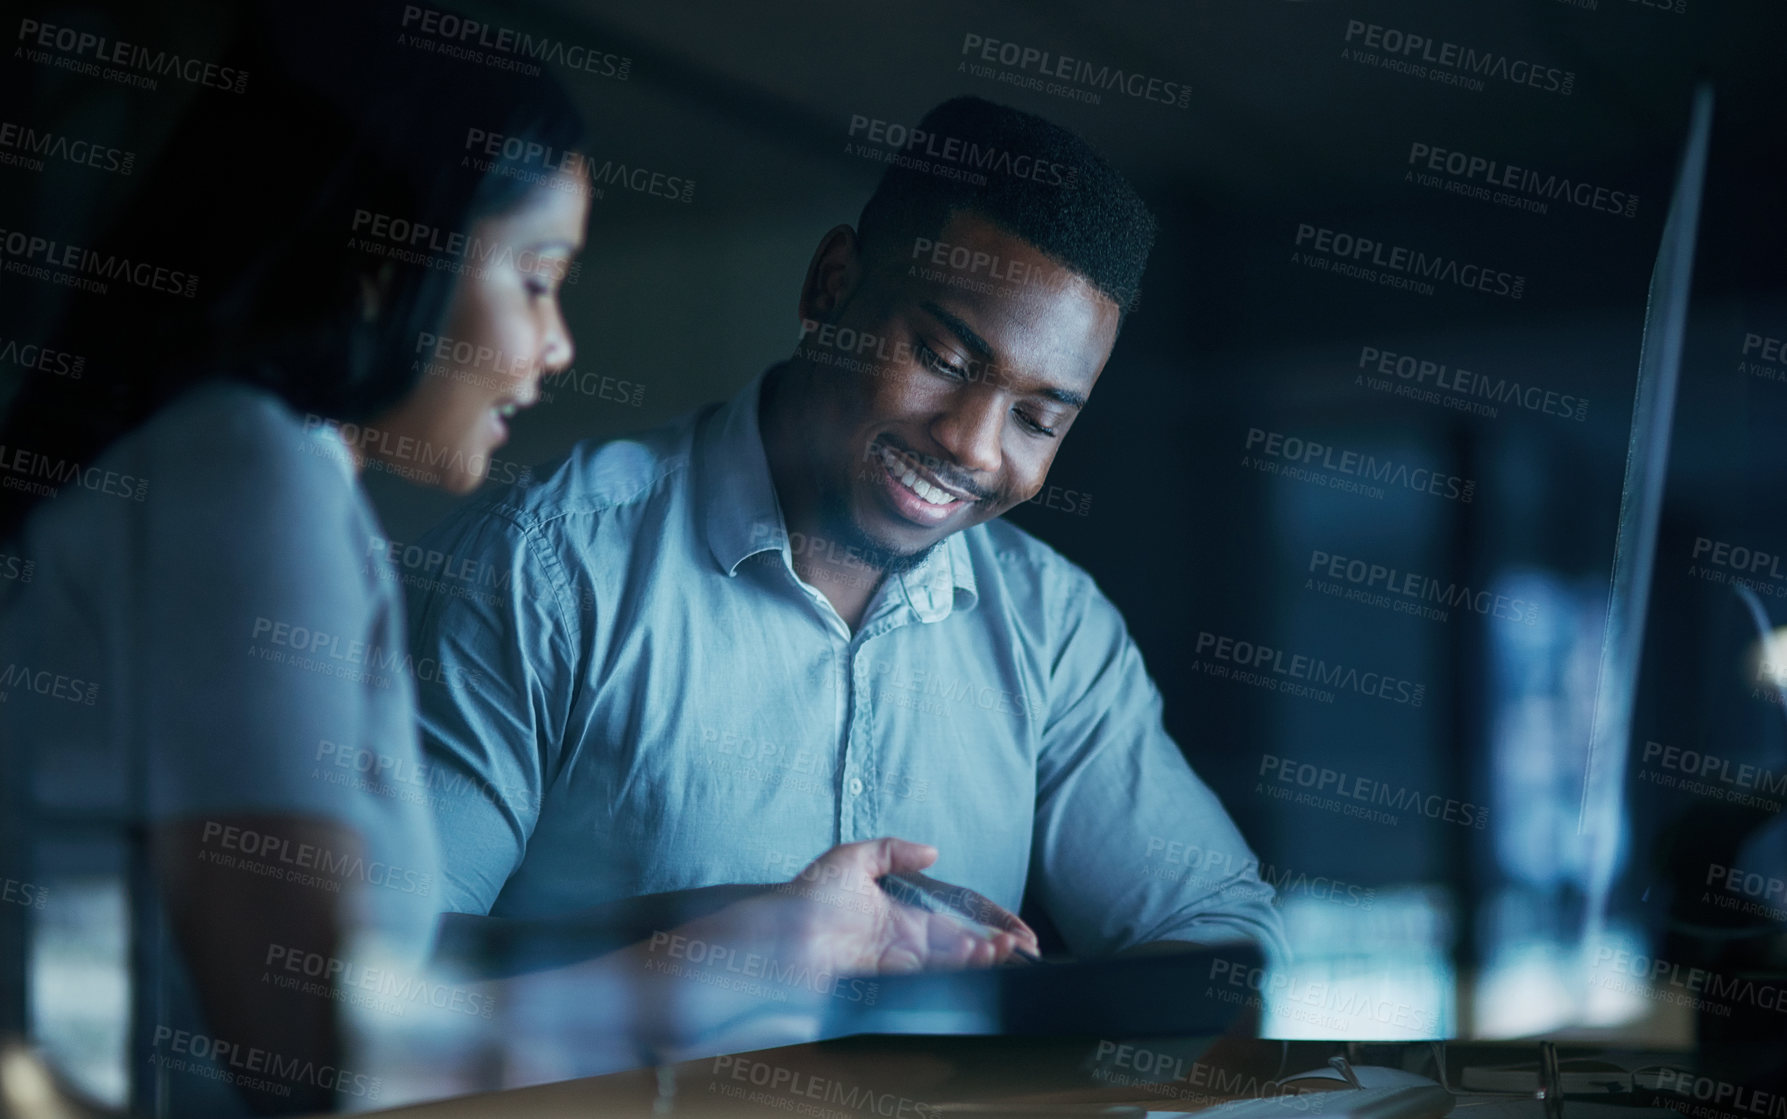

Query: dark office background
[5,0,1787,1068]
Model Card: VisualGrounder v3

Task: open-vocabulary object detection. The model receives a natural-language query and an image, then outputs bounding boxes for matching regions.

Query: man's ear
[797,224,864,326]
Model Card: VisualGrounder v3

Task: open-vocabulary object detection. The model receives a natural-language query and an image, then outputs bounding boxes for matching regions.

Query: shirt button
[848,777,865,797]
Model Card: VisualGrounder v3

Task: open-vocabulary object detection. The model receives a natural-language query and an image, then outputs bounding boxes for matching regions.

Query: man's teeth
[496,403,517,418]
[881,445,959,506]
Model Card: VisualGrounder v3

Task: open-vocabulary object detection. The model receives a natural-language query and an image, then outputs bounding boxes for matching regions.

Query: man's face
[793,210,1121,565]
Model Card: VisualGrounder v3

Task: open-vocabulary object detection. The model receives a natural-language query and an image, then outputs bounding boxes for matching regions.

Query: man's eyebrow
[919,301,993,360]
[919,300,1087,410]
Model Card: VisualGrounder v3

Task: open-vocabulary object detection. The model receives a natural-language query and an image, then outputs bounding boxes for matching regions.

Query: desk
[368,1034,1267,1118]
[363,1038,1703,1119]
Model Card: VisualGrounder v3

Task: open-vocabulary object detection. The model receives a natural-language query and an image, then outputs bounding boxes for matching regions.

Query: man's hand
[469,840,1041,1065]
[687,838,1038,977]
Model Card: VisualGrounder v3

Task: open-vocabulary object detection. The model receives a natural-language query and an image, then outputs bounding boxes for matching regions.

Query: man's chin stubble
[818,489,943,578]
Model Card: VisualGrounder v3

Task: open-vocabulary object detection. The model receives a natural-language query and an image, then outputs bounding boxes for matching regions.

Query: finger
[876,893,965,972]
[958,888,1033,940]
[983,931,1011,962]
[806,838,936,901]
[878,894,930,945]
[906,873,1037,949]
[968,894,1037,951]
[873,837,941,877]
[988,931,1037,964]
[961,928,991,969]
[1009,923,1041,955]
[921,913,986,971]
[880,945,925,974]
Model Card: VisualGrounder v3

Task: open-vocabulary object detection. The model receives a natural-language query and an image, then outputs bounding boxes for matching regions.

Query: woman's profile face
[370,166,590,494]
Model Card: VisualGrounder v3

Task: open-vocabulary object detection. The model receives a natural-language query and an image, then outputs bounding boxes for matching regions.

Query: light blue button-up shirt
[406,370,1285,958]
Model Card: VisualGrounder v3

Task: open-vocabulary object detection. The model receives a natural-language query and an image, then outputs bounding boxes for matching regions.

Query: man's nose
[930,385,1003,476]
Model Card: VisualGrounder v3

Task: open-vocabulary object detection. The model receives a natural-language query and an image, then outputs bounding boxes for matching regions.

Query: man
[406,96,1285,963]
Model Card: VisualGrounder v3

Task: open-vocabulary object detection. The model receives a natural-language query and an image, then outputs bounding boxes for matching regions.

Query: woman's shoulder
[12,381,374,577]
[91,381,377,544]
[131,381,355,492]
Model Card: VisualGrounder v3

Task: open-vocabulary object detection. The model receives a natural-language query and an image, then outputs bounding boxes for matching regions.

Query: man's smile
[869,439,985,527]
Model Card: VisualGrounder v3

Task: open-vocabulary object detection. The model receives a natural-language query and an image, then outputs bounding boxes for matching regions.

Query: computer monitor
[1262,83,1713,1045]
[1571,81,1713,1023]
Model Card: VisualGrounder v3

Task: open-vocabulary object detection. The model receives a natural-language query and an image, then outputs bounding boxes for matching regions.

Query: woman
[0,6,1030,1115]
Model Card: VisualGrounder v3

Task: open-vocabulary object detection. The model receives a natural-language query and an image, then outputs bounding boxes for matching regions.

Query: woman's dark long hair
[0,0,585,542]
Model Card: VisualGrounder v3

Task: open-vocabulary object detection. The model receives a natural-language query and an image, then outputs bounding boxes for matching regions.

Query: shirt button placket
[829,639,854,845]
[841,638,878,843]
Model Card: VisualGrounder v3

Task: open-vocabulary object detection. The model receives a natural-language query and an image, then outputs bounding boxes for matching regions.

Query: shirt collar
[897,532,977,623]
[700,367,978,620]
[701,368,786,577]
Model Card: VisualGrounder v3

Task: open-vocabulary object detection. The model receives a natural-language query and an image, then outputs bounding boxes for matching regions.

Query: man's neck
[759,365,887,632]
[795,551,881,633]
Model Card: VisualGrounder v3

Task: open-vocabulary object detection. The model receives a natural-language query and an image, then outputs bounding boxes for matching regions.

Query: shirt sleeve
[403,501,579,915]
[1029,573,1289,962]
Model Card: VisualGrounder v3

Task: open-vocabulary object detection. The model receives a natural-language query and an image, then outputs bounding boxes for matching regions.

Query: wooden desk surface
[368,1034,1274,1119]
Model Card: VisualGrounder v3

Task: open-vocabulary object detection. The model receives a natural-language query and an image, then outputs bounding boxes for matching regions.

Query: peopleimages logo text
[848,114,1076,187]
[1295,224,1524,300]
[1196,631,1426,707]
[0,226,198,297]
[1407,143,1636,219]
[16,18,249,92]
[200,821,432,896]
[1258,754,1488,829]
[0,442,149,502]
[958,33,1191,108]
[151,1027,379,1100]
[1245,428,1475,503]
[1357,345,1587,421]
[399,5,630,79]
[1343,21,1574,95]
[0,120,134,174]
[463,128,694,204]
[1308,548,1538,625]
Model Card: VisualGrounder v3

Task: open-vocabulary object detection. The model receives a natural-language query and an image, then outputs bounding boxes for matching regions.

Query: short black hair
[856,96,1156,318]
